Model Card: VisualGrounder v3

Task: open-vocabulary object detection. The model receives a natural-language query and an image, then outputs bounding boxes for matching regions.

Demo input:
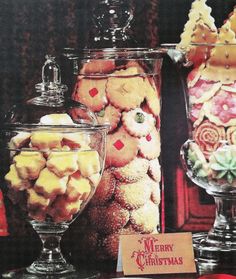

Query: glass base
[1,268,99,279]
[193,232,236,275]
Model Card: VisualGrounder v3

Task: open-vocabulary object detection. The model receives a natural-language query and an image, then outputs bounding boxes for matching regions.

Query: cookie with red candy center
[73,78,108,112]
[138,129,161,160]
[106,127,138,168]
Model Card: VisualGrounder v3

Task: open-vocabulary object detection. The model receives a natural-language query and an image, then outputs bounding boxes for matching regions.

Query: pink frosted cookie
[114,175,152,210]
[188,79,221,104]
[122,108,155,138]
[204,90,236,126]
[138,129,160,160]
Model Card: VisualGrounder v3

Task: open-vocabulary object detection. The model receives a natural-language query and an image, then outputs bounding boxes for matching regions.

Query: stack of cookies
[5,113,102,223]
[72,61,161,260]
[178,2,236,186]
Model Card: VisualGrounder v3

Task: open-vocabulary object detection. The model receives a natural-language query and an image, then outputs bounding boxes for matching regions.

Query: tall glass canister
[61,0,165,264]
[62,47,165,263]
[168,20,236,273]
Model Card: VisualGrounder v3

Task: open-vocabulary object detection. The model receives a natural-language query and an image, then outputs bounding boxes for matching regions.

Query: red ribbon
[198,274,236,279]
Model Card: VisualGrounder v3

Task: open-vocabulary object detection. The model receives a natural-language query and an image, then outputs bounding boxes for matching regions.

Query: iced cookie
[47,150,78,177]
[106,127,138,167]
[34,168,68,198]
[122,108,155,138]
[226,126,236,145]
[203,90,236,127]
[73,78,107,112]
[9,132,31,149]
[138,129,160,160]
[193,120,226,159]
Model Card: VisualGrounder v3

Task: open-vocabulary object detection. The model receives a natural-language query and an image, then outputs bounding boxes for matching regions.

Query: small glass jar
[0,55,108,277]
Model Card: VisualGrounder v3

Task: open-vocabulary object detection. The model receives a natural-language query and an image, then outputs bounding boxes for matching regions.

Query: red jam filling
[89,88,99,97]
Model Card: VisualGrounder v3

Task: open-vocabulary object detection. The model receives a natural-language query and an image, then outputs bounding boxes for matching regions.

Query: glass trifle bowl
[0,56,109,278]
[169,22,236,273]
[61,47,166,263]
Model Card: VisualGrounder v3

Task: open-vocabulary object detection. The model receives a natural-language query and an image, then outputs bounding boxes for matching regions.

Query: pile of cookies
[72,62,161,260]
[4,113,102,223]
[178,1,236,186]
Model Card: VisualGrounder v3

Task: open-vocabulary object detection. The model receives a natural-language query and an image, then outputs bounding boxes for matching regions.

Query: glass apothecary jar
[0,55,108,278]
[167,21,236,273]
[61,47,166,262]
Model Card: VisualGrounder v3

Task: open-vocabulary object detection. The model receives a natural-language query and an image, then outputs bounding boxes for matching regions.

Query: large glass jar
[62,47,165,262]
[167,21,236,273]
[0,55,109,278]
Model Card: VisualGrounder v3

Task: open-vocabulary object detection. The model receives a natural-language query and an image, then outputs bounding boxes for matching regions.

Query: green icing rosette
[209,145,236,184]
[187,142,209,177]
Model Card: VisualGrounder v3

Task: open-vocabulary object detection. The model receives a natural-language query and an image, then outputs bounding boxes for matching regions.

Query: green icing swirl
[209,147,236,184]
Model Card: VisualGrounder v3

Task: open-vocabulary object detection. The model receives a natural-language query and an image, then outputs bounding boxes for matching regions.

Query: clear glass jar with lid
[61,0,166,263]
[0,55,108,278]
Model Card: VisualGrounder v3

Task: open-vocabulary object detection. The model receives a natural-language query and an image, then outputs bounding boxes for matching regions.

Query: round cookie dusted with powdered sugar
[90,169,116,205]
[148,158,161,182]
[138,129,161,160]
[106,127,138,168]
[114,175,152,210]
[130,200,159,233]
[113,157,149,183]
[122,108,155,138]
[102,224,138,259]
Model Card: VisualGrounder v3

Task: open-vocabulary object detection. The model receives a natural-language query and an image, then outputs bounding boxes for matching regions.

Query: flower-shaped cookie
[209,145,236,183]
[193,120,226,159]
[204,90,236,126]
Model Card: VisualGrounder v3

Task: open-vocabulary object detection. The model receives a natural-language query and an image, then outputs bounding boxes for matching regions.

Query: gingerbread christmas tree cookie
[201,21,236,83]
[225,6,236,33]
[177,0,217,51]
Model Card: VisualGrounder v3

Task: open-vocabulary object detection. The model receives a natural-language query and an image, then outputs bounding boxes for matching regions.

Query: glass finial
[89,0,135,47]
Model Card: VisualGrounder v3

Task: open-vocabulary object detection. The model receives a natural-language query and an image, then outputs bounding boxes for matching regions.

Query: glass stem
[27,232,75,274]
[39,233,65,263]
[207,193,236,245]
